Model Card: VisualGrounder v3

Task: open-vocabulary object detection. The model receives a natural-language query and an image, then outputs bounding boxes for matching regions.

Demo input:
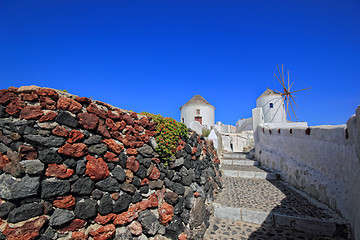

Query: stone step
[222,152,247,159]
[213,176,350,238]
[221,164,277,180]
[221,158,258,166]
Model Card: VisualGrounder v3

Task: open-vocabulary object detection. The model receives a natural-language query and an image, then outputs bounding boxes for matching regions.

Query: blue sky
[1,1,359,126]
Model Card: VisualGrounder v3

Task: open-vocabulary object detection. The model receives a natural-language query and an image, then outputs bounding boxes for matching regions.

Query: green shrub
[202,128,211,137]
[142,112,188,163]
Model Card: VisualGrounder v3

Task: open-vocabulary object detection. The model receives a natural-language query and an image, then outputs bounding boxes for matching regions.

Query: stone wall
[0,86,222,240]
[254,105,360,239]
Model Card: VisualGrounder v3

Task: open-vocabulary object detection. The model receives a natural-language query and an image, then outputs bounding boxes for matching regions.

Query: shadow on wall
[251,105,360,239]
[245,179,351,239]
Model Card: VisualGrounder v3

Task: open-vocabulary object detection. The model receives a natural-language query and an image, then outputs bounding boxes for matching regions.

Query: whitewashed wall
[256,94,286,123]
[236,117,253,132]
[180,104,215,127]
[254,106,360,239]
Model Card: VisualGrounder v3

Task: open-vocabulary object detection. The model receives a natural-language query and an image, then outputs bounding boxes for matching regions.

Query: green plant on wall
[142,112,188,163]
[202,128,210,137]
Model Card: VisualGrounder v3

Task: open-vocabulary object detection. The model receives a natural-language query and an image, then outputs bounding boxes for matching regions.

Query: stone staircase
[205,152,351,240]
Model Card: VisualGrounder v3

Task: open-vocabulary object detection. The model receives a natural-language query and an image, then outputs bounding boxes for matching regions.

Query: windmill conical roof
[257,88,281,100]
[180,95,215,110]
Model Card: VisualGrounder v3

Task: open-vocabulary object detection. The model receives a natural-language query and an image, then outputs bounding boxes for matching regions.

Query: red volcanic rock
[97,120,111,138]
[20,106,43,120]
[39,111,57,122]
[122,113,134,126]
[8,86,18,92]
[19,145,38,160]
[106,110,121,120]
[36,88,59,100]
[158,202,174,225]
[53,195,76,209]
[87,103,106,119]
[141,178,149,186]
[3,215,48,240]
[126,148,137,156]
[113,208,137,226]
[102,139,123,154]
[71,231,88,240]
[194,192,200,198]
[111,193,120,201]
[58,143,88,158]
[45,163,74,179]
[52,126,70,137]
[58,219,86,233]
[113,195,157,226]
[0,92,18,104]
[178,233,188,240]
[125,134,136,141]
[6,99,26,116]
[75,96,92,104]
[57,97,82,114]
[18,85,40,93]
[104,152,119,162]
[145,130,156,137]
[95,213,116,225]
[105,118,118,131]
[95,100,113,110]
[0,89,6,96]
[130,112,138,119]
[89,224,116,240]
[109,131,123,142]
[191,147,197,155]
[0,153,10,170]
[135,141,144,148]
[151,158,160,164]
[140,134,150,143]
[67,130,84,143]
[124,126,135,135]
[148,166,160,180]
[148,122,157,131]
[126,156,139,172]
[117,120,126,131]
[176,145,184,152]
[134,124,144,133]
[121,139,134,148]
[148,193,159,208]
[39,96,56,110]
[78,112,99,130]
[20,92,38,101]
[125,169,134,183]
[85,155,109,181]
[139,117,150,127]
[127,221,142,236]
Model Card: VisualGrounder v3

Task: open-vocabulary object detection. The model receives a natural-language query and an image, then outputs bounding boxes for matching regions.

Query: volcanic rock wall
[0,86,222,240]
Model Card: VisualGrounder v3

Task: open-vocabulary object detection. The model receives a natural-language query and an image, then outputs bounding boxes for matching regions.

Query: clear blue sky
[1,1,359,126]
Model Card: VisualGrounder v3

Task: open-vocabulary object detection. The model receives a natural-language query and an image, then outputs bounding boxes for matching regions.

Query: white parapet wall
[254,106,360,239]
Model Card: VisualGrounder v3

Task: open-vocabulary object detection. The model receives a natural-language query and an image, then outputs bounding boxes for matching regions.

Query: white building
[256,88,286,123]
[180,95,215,128]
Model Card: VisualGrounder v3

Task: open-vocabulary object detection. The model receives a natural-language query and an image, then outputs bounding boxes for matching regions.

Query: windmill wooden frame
[273,64,311,121]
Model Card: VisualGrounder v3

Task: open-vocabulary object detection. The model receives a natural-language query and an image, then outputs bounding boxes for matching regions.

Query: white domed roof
[180,95,215,110]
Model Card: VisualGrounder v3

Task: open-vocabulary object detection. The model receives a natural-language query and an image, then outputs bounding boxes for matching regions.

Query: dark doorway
[195,116,202,124]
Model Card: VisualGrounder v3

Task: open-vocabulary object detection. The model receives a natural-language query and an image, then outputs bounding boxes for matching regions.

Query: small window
[269,103,274,108]
[182,118,184,123]
[196,109,200,114]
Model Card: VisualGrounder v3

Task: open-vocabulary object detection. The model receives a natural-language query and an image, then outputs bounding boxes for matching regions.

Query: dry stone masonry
[0,86,222,240]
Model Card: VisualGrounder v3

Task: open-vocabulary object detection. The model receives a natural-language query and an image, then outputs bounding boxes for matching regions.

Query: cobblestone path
[204,152,350,240]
